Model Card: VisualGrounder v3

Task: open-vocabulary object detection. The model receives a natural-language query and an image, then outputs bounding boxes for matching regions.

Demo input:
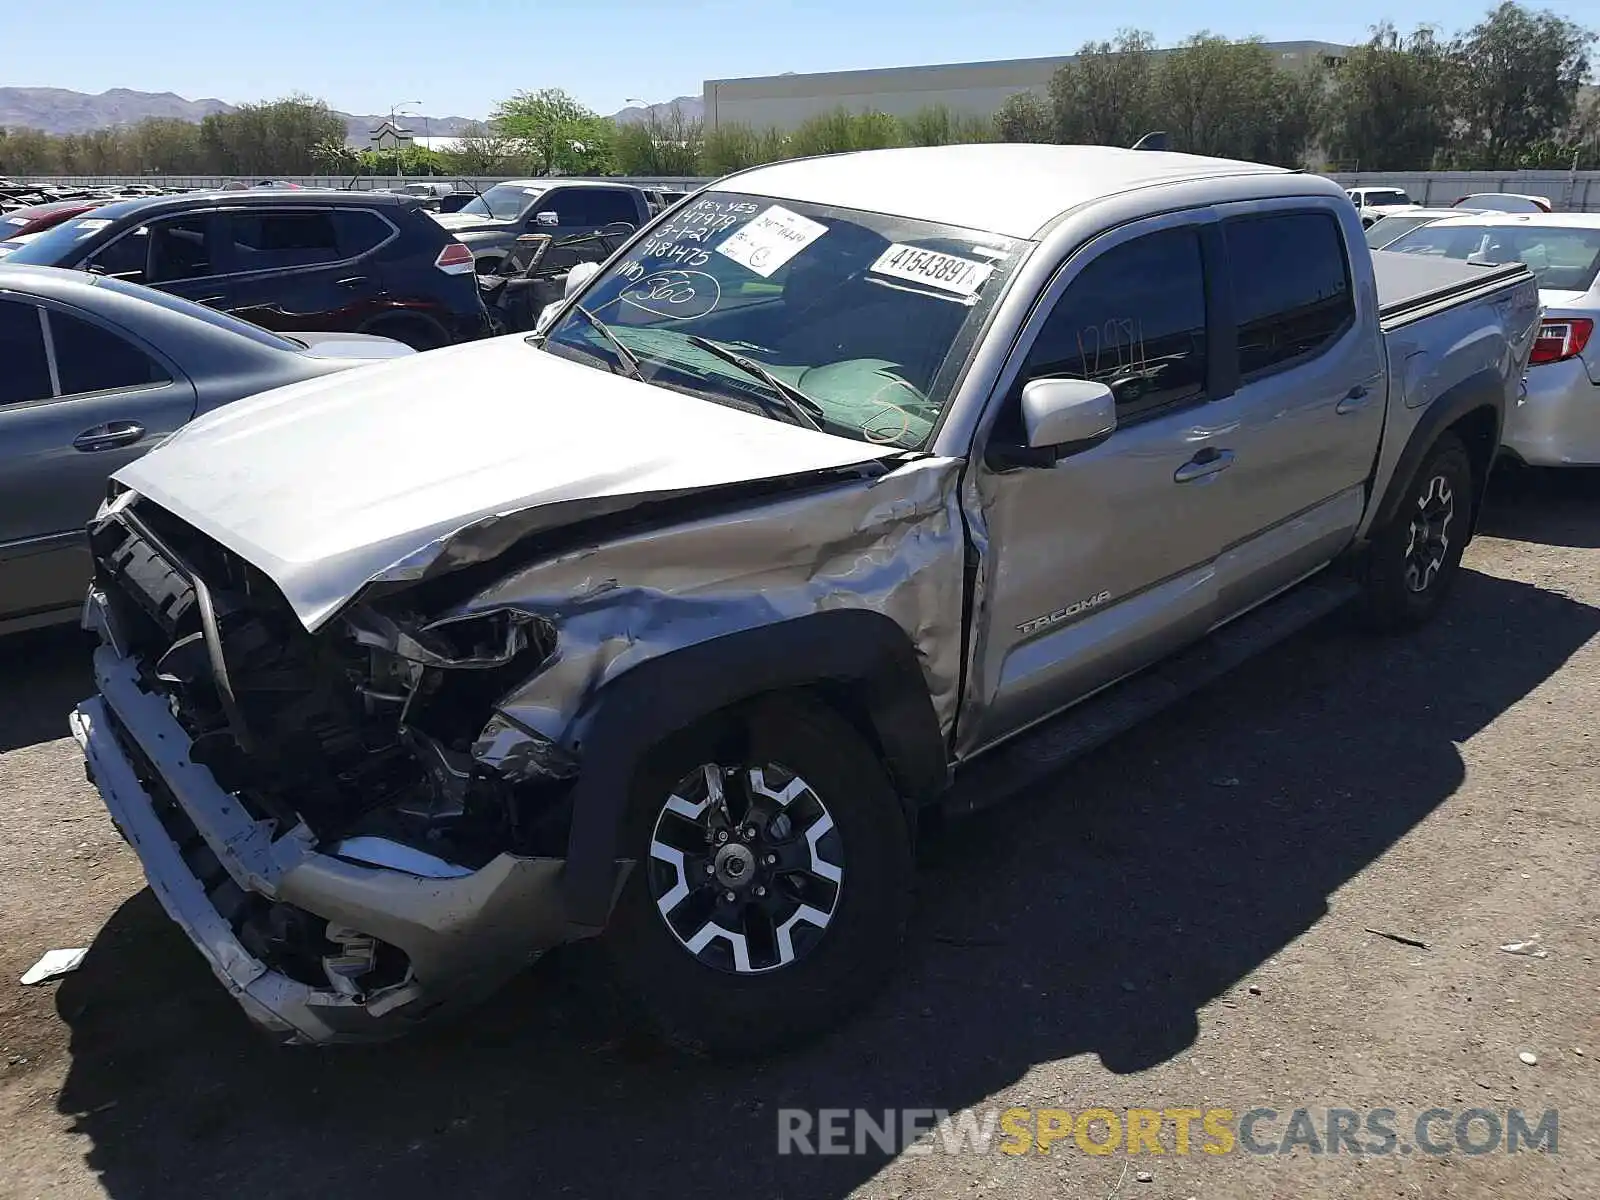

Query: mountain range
[0,87,703,142]
[610,96,705,126]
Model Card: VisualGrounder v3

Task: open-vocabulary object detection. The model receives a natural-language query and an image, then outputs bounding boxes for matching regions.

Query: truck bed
[1372,250,1533,329]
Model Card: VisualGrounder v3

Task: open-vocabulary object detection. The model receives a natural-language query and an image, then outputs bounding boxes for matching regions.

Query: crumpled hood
[113,336,898,632]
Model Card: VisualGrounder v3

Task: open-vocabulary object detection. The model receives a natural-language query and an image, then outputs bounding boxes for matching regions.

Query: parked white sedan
[1384,212,1600,466]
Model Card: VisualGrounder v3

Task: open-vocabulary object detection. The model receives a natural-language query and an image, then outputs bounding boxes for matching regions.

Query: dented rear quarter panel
[441,457,970,751]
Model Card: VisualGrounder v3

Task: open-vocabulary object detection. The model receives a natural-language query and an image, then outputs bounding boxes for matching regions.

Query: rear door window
[47,310,170,396]
[223,210,341,271]
[332,210,394,258]
[147,216,215,282]
[0,299,53,405]
[1225,212,1354,380]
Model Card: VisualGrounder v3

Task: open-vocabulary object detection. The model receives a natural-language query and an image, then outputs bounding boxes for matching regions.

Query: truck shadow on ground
[0,625,94,754]
[46,549,1600,1199]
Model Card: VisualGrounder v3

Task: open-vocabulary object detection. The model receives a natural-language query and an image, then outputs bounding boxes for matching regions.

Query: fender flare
[559,609,948,926]
[1369,367,1505,537]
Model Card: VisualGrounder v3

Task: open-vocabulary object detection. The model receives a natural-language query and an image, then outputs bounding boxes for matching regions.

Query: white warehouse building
[703,42,1351,132]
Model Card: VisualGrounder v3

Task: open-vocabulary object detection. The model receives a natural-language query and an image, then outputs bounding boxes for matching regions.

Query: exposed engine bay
[92,499,582,863]
[79,499,598,1035]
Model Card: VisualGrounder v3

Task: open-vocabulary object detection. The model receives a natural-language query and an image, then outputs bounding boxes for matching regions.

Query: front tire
[1360,431,1474,630]
[604,697,913,1057]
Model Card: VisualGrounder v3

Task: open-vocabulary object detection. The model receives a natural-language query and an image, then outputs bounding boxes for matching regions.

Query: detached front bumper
[72,599,625,1044]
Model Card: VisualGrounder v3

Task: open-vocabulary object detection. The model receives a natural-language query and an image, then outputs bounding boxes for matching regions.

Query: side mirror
[534,210,559,227]
[1022,377,1117,450]
[988,378,1116,471]
[563,260,600,298]
[535,301,562,334]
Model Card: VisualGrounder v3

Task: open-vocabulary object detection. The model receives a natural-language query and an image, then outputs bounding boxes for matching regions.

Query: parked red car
[0,200,102,240]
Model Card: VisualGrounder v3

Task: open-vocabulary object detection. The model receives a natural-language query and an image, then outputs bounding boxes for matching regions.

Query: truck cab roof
[729,144,1293,239]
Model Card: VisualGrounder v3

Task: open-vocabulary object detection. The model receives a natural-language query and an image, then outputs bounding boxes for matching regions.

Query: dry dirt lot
[1,469,1597,1200]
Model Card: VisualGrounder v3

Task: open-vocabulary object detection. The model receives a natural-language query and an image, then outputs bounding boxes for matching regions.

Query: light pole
[390,100,422,179]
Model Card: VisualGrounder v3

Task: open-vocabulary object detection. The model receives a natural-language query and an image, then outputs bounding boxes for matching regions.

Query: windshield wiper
[570,304,645,381]
[686,335,825,433]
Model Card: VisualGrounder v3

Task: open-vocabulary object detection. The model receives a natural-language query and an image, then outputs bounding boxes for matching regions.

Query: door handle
[335,276,368,288]
[1174,447,1235,483]
[72,421,146,452]
[1336,384,1372,415]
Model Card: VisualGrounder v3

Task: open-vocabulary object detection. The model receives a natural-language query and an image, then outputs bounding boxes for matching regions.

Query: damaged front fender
[453,456,967,758]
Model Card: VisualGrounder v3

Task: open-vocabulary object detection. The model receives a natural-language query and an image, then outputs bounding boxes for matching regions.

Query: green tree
[1322,25,1454,170]
[612,103,704,175]
[198,95,345,175]
[787,109,903,157]
[1049,29,1160,146]
[1447,2,1594,168]
[995,92,1054,143]
[492,88,606,176]
[1156,34,1321,165]
[312,138,359,174]
[0,127,59,174]
[128,118,204,174]
[899,105,992,146]
[701,123,788,175]
[442,121,520,176]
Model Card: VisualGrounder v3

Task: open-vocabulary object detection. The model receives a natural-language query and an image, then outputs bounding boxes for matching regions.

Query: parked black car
[5,190,490,350]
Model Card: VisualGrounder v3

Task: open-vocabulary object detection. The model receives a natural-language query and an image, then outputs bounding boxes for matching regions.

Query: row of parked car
[5,141,1595,1062]
[0,177,676,639]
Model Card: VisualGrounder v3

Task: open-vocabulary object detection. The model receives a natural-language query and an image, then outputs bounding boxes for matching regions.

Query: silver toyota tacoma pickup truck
[70,145,1539,1055]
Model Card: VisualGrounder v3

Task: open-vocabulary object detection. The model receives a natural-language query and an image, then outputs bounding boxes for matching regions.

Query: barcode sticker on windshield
[870,244,993,298]
[715,205,828,278]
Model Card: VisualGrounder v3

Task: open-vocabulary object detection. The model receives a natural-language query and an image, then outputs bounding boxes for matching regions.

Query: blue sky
[17,0,1597,119]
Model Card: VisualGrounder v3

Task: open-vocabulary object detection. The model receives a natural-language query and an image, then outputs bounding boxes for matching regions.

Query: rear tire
[604,696,913,1058]
[1359,431,1474,631]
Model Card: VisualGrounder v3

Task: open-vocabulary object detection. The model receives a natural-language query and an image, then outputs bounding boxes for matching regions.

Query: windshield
[541,190,1027,449]
[458,183,544,221]
[4,213,122,264]
[1384,222,1600,291]
[1364,213,1440,249]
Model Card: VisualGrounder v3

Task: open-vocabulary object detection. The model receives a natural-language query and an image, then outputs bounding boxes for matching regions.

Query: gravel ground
[1,468,1597,1200]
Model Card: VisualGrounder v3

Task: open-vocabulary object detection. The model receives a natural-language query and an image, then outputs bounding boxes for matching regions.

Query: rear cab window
[1225,212,1355,379]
